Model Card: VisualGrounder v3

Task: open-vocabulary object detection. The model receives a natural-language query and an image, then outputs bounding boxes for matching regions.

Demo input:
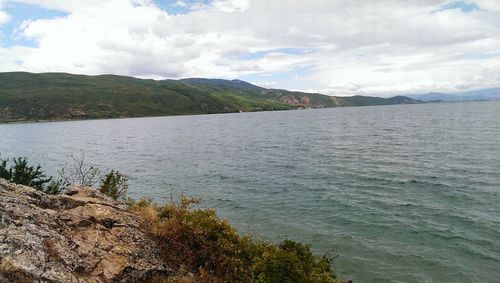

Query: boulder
[0,179,170,282]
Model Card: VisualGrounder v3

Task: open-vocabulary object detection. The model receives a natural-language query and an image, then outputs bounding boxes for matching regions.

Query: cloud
[315,82,365,97]
[0,0,10,25]
[170,1,187,8]
[474,0,500,11]
[252,80,276,88]
[0,45,34,72]
[211,0,250,13]
[1,0,500,96]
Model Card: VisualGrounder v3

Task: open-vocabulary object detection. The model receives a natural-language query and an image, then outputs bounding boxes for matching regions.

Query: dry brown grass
[129,196,253,282]
[128,196,341,283]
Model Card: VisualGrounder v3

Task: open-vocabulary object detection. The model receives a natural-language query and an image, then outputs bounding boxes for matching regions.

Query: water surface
[1,101,499,282]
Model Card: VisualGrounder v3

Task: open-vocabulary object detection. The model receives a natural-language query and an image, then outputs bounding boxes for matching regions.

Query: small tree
[58,151,103,187]
[0,156,52,191]
[0,157,12,180]
[99,170,129,201]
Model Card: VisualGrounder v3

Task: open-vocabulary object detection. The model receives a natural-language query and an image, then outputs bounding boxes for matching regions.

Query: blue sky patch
[240,67,312,90]
[467,51,500,60]
[0,2,68,47]
[438,1,479,13]
[154,0,212,14]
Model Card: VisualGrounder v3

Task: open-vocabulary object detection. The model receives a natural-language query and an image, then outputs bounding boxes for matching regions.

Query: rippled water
[1,101,499,282]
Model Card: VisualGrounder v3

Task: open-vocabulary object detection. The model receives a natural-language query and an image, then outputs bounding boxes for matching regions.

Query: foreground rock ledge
[0,179,170,282]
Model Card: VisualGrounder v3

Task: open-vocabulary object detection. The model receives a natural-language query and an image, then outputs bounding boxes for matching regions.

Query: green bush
[0,158,10,180]
[129,196,341,283]
[99,170,129,201]
[251,240,338,283]
[44,179,68,195]
[0,156,52,191]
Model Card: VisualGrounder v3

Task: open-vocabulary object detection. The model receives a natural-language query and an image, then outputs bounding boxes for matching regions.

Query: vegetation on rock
[99,170,129,201]
[0,154,343,282]
[129,196,340,282]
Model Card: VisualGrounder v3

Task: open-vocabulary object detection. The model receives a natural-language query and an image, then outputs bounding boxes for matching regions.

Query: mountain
[179,78,264,91]
[408,88,500,102]
[0,72,420,123]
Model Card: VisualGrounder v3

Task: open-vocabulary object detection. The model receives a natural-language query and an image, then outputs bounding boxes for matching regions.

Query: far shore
[0,99,458,126]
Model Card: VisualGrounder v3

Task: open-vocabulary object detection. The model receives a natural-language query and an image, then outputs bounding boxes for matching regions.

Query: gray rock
[0,179,170,282]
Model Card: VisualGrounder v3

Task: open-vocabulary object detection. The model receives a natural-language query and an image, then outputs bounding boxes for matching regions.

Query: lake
[1,101,499,282]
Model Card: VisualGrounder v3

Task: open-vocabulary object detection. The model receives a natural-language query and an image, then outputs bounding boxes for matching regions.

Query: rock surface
[0,179,170,282]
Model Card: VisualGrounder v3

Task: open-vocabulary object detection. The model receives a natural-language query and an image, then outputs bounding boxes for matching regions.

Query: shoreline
[0,100,448,126]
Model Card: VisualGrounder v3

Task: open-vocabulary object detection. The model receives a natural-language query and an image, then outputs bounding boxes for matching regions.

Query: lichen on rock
[0,178,170,283]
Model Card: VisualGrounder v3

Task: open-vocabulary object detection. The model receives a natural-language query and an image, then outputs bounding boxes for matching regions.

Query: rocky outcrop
[0,179,170,282]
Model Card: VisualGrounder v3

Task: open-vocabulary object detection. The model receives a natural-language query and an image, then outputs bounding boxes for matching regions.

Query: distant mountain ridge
[408,88,500,102]
[0,72,420,123]
[179,78,264,91]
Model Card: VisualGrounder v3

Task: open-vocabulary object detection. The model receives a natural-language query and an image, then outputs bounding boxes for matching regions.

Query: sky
[0,0,500,97]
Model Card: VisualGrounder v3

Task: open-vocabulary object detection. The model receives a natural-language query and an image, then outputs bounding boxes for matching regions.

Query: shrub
[129,196,340,282]
[44,179,68,195]
[0,153,341,281]
[58,151,103,187]
[0,157,10,180]
[99,170,129,201]
[251,240,338,283]
[130,196,251,281]
[0,156,52,191]
[57,152,130,201]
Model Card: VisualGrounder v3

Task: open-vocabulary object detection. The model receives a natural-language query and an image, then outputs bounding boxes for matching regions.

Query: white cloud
[252,80,276,88]
[211,0,250,13]
[1,0,500,96]
[0,12,8,25]
[170,0,187,8]
[0,45,34,72]
[475,0,500,11]
[0,0,10,25]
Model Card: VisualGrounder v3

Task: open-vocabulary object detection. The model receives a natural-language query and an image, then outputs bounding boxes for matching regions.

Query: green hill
[0,72,420,123]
